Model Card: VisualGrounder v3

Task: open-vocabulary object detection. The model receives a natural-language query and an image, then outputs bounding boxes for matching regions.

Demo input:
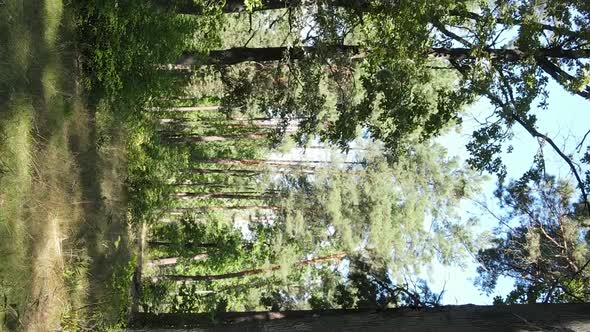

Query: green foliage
[476,173,590,303]
[74,0,221,100]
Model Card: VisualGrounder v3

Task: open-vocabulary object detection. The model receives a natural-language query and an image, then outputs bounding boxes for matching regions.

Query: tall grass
[0,0,134,330]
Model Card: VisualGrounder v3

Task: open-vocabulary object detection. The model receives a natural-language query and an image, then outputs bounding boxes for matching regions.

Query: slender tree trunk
[189,167,318,177]
[128,303,590,331]
[149,105,222,112]
[189,168,263,178]
[155,253,346,282]
[173,192,273,200]
[147,253,209,267]
[154,0,371,15]
[169,182,259,190]
[168,206,280,216]
[164,133,267,143]
[148,241,218,249]
[177,45,590,66]
[193,158,364,167]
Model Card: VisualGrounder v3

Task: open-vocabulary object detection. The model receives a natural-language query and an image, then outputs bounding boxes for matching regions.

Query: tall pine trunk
[147,254,209,267]
[153,0,371,15]
[177,46,590,66]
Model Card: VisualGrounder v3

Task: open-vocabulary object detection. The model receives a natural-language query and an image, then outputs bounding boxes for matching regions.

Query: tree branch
[535,57,590,100]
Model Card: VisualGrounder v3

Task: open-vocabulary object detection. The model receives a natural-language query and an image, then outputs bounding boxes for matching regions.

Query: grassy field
[0,1,134,331]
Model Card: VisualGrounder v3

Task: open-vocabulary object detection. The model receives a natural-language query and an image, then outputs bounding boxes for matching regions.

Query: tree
[155,253,346,282]
[476,168,590,304]
[177,0,590,212]
[128,303,590,331]
[274,142,480,271]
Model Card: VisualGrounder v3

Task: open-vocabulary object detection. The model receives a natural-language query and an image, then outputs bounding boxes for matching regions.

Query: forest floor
[0,1,135,331]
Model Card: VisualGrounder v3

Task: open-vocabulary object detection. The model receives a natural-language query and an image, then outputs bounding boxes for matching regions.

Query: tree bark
[164,133,267,143]
[177,45,590,66]
[154,0,372,15]
[128,303,590,331]
[147,254,209,267]
[168,206,280,216]
[148,106,222,112]
[190,168,262,176]
[162,0,585,39]
[193,158,364,166]
[148,241,218,249]
[173,192,272,200]
[156,252,346,282]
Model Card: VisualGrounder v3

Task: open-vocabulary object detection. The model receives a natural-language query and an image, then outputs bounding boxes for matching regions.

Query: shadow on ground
[0,1,134,330]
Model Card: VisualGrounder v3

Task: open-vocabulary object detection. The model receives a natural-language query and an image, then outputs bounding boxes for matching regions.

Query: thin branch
[535,57,590,100]
[432,20,473,47]
[452,10,584,39]
[496,66,590,216]
[575,128,590,152]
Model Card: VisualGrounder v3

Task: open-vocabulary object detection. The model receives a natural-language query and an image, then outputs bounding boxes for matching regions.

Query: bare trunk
[189,168,263,177]
[173,192,273,200]
[148,105,222,112]
[147,254,209,267]
[148,241,218,249]
[177,46,590,66]
[194,158,364,167]
[164,133,267,143]
[156,253,346,282]
[168,206,280,216]
[155,0,372,15]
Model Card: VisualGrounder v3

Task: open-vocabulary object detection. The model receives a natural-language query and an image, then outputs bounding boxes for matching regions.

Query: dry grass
[0,1,134,331]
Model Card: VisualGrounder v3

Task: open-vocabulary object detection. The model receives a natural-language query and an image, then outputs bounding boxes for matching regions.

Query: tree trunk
[162,0,583,39]
[156,253,346,282]
[164,133,267,143]
[193,158,364,167]
[173,192,272,200]
[128,303,590,331]
[147,254,209,267]
[155,0,372,15]
[177,46,590,66]
[149,106,222,112]
[148,241,218,249]
[190,168,262,176]
[167,206,280,216]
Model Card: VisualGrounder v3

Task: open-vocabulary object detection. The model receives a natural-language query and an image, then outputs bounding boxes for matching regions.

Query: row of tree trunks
[128,303,590,331]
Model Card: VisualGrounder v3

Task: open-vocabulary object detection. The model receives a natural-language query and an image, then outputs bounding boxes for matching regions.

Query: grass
[0,1,135,331]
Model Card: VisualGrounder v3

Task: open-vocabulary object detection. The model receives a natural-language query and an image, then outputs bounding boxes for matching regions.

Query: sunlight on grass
[1,1,133,330]
[0,99,34,331]
[42,62,62,101]
[44,0,64,46]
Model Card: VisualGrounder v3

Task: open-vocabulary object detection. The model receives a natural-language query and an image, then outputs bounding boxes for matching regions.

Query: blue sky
[430,80,589,304]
